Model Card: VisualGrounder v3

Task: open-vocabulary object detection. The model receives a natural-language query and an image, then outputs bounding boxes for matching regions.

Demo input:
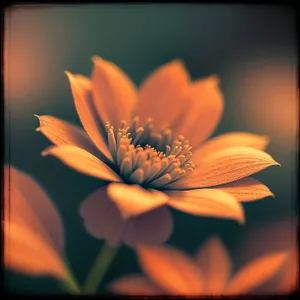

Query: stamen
[117,144,127,166]
[132,127,144,145]
[107,128,117,159]
[149,173,172,188]
[120,156,133,178]
[165,145,172,156]
[129,168,144,184]
[105,118,195,189]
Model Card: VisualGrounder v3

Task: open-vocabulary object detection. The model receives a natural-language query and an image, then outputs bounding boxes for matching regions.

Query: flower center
[105,117,195,189]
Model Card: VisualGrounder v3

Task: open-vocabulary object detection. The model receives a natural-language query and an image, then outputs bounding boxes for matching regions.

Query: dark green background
[4,4,297,295]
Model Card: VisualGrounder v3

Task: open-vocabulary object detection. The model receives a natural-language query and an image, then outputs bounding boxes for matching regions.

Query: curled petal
[35,115,99,157]
[215,177,274,202]
[167,147,280,189]
[65,72,112,160]
[107,184,168,219]
[42,145,122,182]
[91,56,137,129]
[225,252,288,295]
[123,206,173,246]
[136,244,204,295]
[4,222,67,280]
[108,275,164,295]
[171,76,223,148]
[4,165,64,252]
[193,132,269,161]
[135,60,190,130]
[166,189,245,224]
[195,236,232,294]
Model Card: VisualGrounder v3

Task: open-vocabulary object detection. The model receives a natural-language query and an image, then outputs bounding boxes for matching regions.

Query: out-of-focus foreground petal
[225,252,288,295]
[166,189,245,224]
[215,177,274,202]
[79,187,172,247]
[64,72,112,161]
[107,183,168,219]
[4,222,67,279]
[91,56,137,129]
[135,60,190,130]
[4,165,66,279]
[170,76,223,148]
[108,274,164,295]
[193,132,269,160]
[167,147,280,189]
[275,250,298,294]
[42,145,122,182]
[233,219,298,294]
[195,236,232,294]
[136,244,204,295]
[4,165,64,251]
[79,187,125,247]
[123,206,173,246]
[35,115,99,158]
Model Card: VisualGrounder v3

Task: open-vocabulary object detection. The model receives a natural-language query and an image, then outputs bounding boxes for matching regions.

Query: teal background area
[4,4,297,295]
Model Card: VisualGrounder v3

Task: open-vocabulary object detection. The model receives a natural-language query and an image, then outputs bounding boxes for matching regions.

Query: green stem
[61,259,81,294]
[83,242,119,294]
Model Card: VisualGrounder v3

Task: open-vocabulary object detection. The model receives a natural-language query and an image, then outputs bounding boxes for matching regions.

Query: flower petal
[136,244,204,295]
[170,76,223,148]
[166,189,244,224]
[215,177,274,202]
[107,184,168,219]
[167,147,280,189]
[193,132,269,161]
[195,236,232,294]
[4,222,67,279]
[4,165,64,252]
[79,187,125,246]
[65,72,112,160]
[123,206,173,246]
[35,115,99,157]
[91,56,137,129]
[108,275,164,295]
[225,252,288,295]
[135,60,190,130]
[276,251,298,294]
[42,145,122,182]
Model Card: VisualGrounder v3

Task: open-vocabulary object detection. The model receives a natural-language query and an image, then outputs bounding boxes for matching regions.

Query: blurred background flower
[4,4,297,294]
[109,237,288,295]
[232,218,298,294]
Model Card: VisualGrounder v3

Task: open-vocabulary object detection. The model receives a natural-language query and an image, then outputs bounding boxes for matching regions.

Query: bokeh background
[4,4,298,294]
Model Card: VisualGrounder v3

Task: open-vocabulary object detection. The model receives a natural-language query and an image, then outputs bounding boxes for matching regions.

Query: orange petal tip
[209,75,221,84]
[170,58,185,66]
[64,71,75,81]
[41,150,48,156]
[34,115,41,131]
[41,148,52,156]
[238,214,246,225]
[64,70,72,76]
[91,55,103,64]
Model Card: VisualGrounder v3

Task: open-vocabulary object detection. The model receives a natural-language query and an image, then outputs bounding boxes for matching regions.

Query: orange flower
[4,165,69,284]
[109,237,288,296]
[36,57,278,246]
